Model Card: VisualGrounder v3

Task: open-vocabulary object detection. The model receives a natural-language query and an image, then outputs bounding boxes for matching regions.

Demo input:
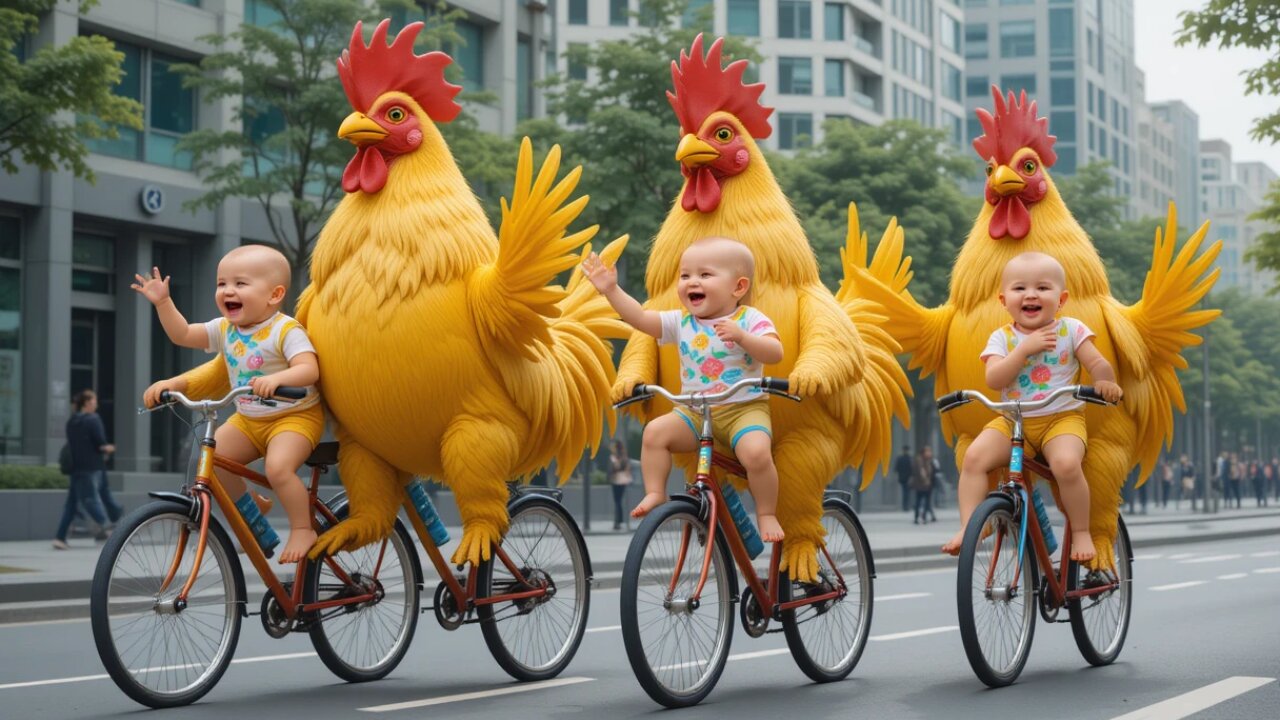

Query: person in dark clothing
[1178,454,1196,511]
[609,439,633,531]
[894,446,913,512]
[1250,460,1266,507]
[911,446,938,524]
[54,390,115,549]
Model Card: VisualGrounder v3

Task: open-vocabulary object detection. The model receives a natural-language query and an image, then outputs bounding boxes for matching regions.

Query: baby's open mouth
[225,301,243,313]
[1021,303,1041,314]
[688,292,705,303]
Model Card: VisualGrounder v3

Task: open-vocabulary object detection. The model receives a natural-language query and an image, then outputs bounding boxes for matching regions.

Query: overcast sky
[1133,0,1279,170]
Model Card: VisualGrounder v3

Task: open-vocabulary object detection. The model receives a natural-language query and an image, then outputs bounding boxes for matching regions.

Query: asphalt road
[2,535,1277,720]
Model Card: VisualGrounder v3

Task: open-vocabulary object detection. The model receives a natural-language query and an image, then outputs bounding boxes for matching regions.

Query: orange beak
[338,112,388,145]
[676,133,719,167]
[990,165,1026,197]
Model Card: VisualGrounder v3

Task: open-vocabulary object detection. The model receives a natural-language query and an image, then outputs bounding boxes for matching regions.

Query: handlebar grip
[1073,385,1110,406]
[936,391,970,412]
[274,386,308,401]
[761,377,790,393]
[158,390,173,404]
[630,383,649,399]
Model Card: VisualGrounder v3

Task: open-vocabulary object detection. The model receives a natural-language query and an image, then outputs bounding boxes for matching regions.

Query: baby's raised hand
[580,252,617,294]
[1018,326,1057,356]
[131,267,171,305]
[714,320,744,345]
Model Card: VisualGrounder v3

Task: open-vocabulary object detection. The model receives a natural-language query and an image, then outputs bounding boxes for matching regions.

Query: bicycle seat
[305,442,340,467]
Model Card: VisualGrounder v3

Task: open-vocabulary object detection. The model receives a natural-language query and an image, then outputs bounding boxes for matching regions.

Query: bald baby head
[221,244,292,291]
[685,236,756,282]
[1002,251,1066,290]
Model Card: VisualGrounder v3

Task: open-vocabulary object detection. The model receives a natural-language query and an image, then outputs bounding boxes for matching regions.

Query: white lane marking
[1149,580,1208,592]
[878,567,953,579]
[656,648,791,672]
[1133,554,1163,561]
[870,625,958,642]
[585,625,621,633]
[1254,567,1280,574]
[1217,573,1248,580]
[878,592,931,602]
[0,652,315,691]
[359,677,594,713]
[1166,552,1199,560]
[1179,554,1242,564]
[1250,550,1280,558]
[1108,676,1275,720]
[0,617,89,629]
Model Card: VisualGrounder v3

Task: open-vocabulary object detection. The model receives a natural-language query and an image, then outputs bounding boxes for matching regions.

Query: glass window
[824,58,844,97]
[0,217,18,261]
[516,37,532,121]
[568,0,588,25]
[942,62,962,101]
[1050,76,1075,106]
[245,0,283,28]
[965,0,987,6]
[727,0,760,36]
[779,1,812,39]
[451,21,484,92]
[610,0,628,26]
[824,3,844,41]
[1049,8,1074,57]
[87,40,141,161]
[567,43,588,81]
[778,112,813,150]
[1056,145,1077,174]
[0,217,19,451]
[1098,87,1106,120]
[940,12,960,53]
[1001,0,1033,4]
[967,115,983,145]
[942,109,964,146]
[967,75,989,97]
[1001,73,1036,95]
[965,24,988,59]
[684,0,712,30]
[778,56,813,95]
[72,234,115,295]
[1050,111,1076,142]
[87,41,195,169]
[1000,20,1035,58]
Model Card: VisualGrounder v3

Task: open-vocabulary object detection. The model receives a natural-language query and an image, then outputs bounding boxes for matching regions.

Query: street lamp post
[1200,309,1215,515]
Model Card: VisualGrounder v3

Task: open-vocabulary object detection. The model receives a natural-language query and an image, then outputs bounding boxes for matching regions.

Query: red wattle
[988,196,1030,240]
[341,147,390,194]
[680,166,721,213]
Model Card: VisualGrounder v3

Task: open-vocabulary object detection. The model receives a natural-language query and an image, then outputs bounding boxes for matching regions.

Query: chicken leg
[308,427,403,559]
[442,412,520,566]
[774,426,844,584]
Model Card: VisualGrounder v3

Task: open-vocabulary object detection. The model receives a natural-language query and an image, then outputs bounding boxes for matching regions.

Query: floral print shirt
[980,317,1095,417]
[659,306,778,404]
[203,312,320,418]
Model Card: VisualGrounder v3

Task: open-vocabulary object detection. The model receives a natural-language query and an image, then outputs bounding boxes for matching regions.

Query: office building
[1200,139,1279,296]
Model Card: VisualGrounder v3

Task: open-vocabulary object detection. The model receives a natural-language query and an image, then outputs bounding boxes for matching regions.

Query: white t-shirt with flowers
[980,317,1095,417]
[659,306,778,404]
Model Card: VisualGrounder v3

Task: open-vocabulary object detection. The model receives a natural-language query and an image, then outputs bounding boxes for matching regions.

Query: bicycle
[616,377,875,708]
[91,386,419,708]
[936,384,1133,688]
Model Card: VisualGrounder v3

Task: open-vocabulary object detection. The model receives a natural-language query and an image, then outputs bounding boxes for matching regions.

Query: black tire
[957,495,1036,688]
[91,501,242,708]
[304,507,419,683]
[620,500,736,708]
[477,496,591,681]
[1068,515,1133,666]
[779,499,874,683]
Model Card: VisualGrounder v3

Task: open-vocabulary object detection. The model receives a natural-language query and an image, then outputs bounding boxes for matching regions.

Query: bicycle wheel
[957,495,1036,688]
[477,496,590,681]
[779,499,874,683]
[1067,515,1132,666]
[90,501,242,708]
[620,500,735,708]
[304,507,419,683]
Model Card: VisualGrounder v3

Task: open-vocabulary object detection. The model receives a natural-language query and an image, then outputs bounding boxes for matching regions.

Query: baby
[582,237,786,542]
[134,246,324,563]
[942,251,1122,562]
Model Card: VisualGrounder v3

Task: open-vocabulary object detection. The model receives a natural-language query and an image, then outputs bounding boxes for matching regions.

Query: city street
[3,533,1277,719]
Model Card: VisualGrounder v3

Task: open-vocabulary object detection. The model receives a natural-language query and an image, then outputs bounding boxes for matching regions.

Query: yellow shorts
[227,403,326,458]
[674,399,772,452]
[984,408,1087,459]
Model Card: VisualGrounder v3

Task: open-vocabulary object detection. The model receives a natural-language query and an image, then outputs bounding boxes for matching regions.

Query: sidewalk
[2,503,1278,623]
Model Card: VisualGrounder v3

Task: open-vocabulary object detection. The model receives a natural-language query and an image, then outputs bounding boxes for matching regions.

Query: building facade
[1133,70,1176,220]
[0,0,553,472]
[558,0,969,149]
[962,0,1141,215]
[1199,140,1279,296]
[1150,100,1202,230]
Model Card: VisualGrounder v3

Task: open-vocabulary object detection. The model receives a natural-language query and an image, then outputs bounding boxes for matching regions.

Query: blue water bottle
[1030,486,1058,554]
[234,492,280,556]
[720,482,765,560]
[406,479,451,547]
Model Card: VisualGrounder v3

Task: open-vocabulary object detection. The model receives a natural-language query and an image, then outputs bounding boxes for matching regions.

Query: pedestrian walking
[54,389,115,549]
[894,445,913,512]
[1265,459,1277,506]
[1179,454,1196,511]
[1159,457,1174,508]
[1227,452,1243,508]
[1250,460,1266,507]
[609,439,633,531]
[910,446,938,524]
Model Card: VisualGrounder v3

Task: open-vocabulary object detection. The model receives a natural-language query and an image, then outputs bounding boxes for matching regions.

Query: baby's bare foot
[630,493,666,519]
[941,529,965,556]
[279,527,317,564]
[757,514,784,543]
[1070,530,1096,563]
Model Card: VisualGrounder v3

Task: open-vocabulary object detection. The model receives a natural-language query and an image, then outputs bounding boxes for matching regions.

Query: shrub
[0,464,68,489]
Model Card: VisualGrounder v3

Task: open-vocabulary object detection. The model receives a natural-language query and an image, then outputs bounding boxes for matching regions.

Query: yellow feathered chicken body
[182,21,629,564]
[615,36,910,582]
[851,89,1221,567]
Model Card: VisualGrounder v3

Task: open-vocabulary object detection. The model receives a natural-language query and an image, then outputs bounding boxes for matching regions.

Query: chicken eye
[386,106,407,123]
[986,163,995,177]
[1022,160,1037,174]
[714,127,734,143]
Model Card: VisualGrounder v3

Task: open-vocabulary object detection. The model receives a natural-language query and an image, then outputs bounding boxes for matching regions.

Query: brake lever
[613,394,653,410]
[763,388,802,403]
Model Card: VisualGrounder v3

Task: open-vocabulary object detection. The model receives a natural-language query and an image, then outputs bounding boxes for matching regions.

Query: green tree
[520,0,759,294]
[1178,1,1280,291]
[175,0,466,295]
[0,0,142,181]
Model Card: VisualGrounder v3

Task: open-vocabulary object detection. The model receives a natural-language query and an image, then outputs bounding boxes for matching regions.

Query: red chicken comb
[972,86,1056,168]
[337,19,462,123]
[667,34,772,139]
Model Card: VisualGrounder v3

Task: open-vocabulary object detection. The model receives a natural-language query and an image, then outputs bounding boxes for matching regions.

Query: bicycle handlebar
[147,385,309,415]
[613,376,799,410]
[936,384,1113,416]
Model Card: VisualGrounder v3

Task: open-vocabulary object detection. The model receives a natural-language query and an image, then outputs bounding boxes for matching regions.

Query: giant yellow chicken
[178,20,629,564]
[614,36,911,582]
[850,88,1221,567]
